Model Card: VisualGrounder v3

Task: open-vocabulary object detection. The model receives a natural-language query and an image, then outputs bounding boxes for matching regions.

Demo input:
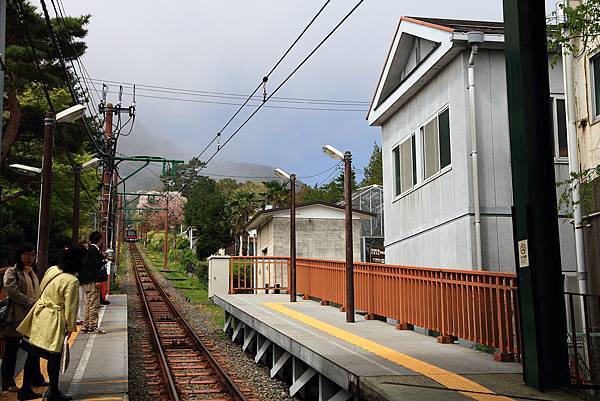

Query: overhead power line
[104,90,368,112]
[178,0,364,195]
[198,0,366,176]
[84,78,370,106]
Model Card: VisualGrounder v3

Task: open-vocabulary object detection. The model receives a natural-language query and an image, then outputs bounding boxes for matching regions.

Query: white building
[367,17,576,273]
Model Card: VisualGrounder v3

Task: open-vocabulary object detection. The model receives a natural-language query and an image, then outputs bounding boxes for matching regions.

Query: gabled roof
[405,17,504,34]
[245,201,376,231]
[367,17,504,126]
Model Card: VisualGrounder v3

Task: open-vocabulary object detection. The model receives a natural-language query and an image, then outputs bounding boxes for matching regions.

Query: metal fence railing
[565,292,600,393]
[229,256,521,359]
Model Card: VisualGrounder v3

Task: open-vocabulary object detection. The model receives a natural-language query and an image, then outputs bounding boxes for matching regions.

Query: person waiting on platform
[17,246,83,401]
[0,243,48,396]
[79,232,106,334]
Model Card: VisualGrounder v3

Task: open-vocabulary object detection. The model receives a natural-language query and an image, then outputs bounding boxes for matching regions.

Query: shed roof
[245,201,376,231]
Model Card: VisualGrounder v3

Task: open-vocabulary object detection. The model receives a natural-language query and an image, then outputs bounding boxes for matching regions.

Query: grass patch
[142,245,224,328]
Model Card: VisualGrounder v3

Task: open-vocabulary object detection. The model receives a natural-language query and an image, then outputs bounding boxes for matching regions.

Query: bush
[148,232,164,252]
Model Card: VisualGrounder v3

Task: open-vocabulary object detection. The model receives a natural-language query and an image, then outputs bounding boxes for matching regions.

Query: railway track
[129,242,251,401]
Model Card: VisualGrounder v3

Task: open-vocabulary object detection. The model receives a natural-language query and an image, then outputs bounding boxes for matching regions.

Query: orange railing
[230,256,521,358]
[229,256,290,294]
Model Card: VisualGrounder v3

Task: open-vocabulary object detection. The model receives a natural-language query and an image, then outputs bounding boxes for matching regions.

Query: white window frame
[420,106,451,183]
[392,133,417,197]
[591,53,600,123]
[550,95,568,161]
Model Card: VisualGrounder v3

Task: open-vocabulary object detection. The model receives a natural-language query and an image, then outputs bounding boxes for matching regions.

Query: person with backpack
[17,246,83,401]
[0,243,48,396]
[78,232,106,334]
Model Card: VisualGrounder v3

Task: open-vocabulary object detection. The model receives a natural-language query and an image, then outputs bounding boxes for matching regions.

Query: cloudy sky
[45,1,549,186]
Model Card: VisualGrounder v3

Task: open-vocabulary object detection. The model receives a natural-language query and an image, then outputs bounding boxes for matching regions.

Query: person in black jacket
[80,232,106,334]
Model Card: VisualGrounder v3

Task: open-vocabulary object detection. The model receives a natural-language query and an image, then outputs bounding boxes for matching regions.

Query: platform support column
[271,345,291,379]
[290,357,316,398]
[255,335,272,364]
[223,312,233,333]
[232,320,244,343]
[242,326,256,352]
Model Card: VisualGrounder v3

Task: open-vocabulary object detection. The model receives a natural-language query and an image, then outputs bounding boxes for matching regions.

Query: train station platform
[0,294,128,401]
[215,293,581,401]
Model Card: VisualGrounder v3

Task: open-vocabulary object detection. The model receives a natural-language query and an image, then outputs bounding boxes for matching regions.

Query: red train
[125,228,139,242]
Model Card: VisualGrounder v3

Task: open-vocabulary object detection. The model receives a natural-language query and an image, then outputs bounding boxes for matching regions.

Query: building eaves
[406,16,504,35]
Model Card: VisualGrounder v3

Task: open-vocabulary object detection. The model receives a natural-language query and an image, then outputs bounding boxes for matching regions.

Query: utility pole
[289,174,297,302]
[0,0,6,160]
[37,112,54,274]
[163,193,169,269]
[100,103,113,247]
[343,151,355,323]
[502,0,569,390]
[72,165,81,242]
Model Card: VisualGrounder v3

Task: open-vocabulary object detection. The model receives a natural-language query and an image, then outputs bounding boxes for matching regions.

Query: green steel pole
[502,0,569,390]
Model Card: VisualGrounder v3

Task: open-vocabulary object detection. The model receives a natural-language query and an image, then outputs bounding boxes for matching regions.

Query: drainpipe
[558,1,587,295]
[468,31,484,269]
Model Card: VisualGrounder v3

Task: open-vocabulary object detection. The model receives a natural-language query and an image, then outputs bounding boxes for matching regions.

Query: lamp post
[275,168,296,302]
[72,157,101,242]
[322,145,354,323]
[37,105,86,274]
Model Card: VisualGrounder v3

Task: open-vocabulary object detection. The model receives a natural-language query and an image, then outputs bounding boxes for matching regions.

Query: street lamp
[37,105,86,274]
[0,164,41,204]
[8,164,42,176]
[72,157,101,242]
[322,144,354,323]
[274,167,297,302]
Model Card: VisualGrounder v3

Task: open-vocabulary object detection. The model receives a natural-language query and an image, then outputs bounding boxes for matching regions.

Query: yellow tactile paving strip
[264,302,514,401]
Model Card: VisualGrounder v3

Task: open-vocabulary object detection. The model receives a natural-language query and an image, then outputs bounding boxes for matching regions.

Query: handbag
[0,267,19,327]
[0,297,14,327]
[60,336,70,373]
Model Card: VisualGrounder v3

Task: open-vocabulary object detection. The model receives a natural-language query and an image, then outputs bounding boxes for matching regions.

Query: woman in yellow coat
[17,247,82,401]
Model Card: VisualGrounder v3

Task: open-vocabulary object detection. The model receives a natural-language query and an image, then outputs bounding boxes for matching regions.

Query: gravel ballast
[127,247,299,401]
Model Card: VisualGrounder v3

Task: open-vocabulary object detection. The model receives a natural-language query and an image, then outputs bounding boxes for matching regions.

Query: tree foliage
[547,0,600,57]
[0,2,97,264]
[360,142,382,187]
[184,177,232,258]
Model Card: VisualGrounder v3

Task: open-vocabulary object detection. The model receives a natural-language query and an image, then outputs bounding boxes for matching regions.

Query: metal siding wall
[382,55,472,269]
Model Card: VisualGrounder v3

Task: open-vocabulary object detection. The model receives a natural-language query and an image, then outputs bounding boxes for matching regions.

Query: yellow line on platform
[264,302,513,401]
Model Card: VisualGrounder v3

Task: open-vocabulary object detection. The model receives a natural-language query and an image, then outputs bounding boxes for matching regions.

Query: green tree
[360,142,383,187]
[0,2,98,262]
[184,177,231,258]
[297,170,357,204]
[3,1,90,161]
[261,180,289,208]
[548,0,600,56]
[229,190,261,256]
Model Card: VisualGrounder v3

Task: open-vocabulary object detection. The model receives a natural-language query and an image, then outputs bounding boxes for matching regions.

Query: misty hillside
[116,123,277,192]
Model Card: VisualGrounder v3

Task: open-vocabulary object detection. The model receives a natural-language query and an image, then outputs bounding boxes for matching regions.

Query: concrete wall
[381,48,576,272]
[268,217,362,261]
[208,255,230,298]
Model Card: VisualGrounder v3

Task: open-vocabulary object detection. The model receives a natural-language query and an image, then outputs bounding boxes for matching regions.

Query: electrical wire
[178,0,364,195]
[187,0,366,192]
[104,90,368,112]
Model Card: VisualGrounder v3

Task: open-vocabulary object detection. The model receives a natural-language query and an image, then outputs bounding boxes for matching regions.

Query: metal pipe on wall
[558,0,588,295]
[467,31,484,269]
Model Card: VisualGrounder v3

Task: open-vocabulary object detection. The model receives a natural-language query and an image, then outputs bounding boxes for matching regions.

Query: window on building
[421,108,451,180]
[393,135,417,196]
[550,96,568,158]
[593,55,600,119]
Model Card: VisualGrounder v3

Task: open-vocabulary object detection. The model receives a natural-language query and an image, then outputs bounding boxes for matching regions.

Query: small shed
[245,202,375,261]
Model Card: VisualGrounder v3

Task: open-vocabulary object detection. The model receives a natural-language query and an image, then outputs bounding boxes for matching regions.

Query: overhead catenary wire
[85,78,370,106]
[104,90,368,112]
[185,0,336,168]
[178,0,365,195]
[193,0,366,183]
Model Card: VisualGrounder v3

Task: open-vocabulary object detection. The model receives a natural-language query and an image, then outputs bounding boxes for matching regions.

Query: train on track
[125,228,139,242]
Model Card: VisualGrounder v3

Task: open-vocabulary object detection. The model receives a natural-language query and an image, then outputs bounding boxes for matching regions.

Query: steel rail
[130,243,248,401]
[131,244,180,401]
